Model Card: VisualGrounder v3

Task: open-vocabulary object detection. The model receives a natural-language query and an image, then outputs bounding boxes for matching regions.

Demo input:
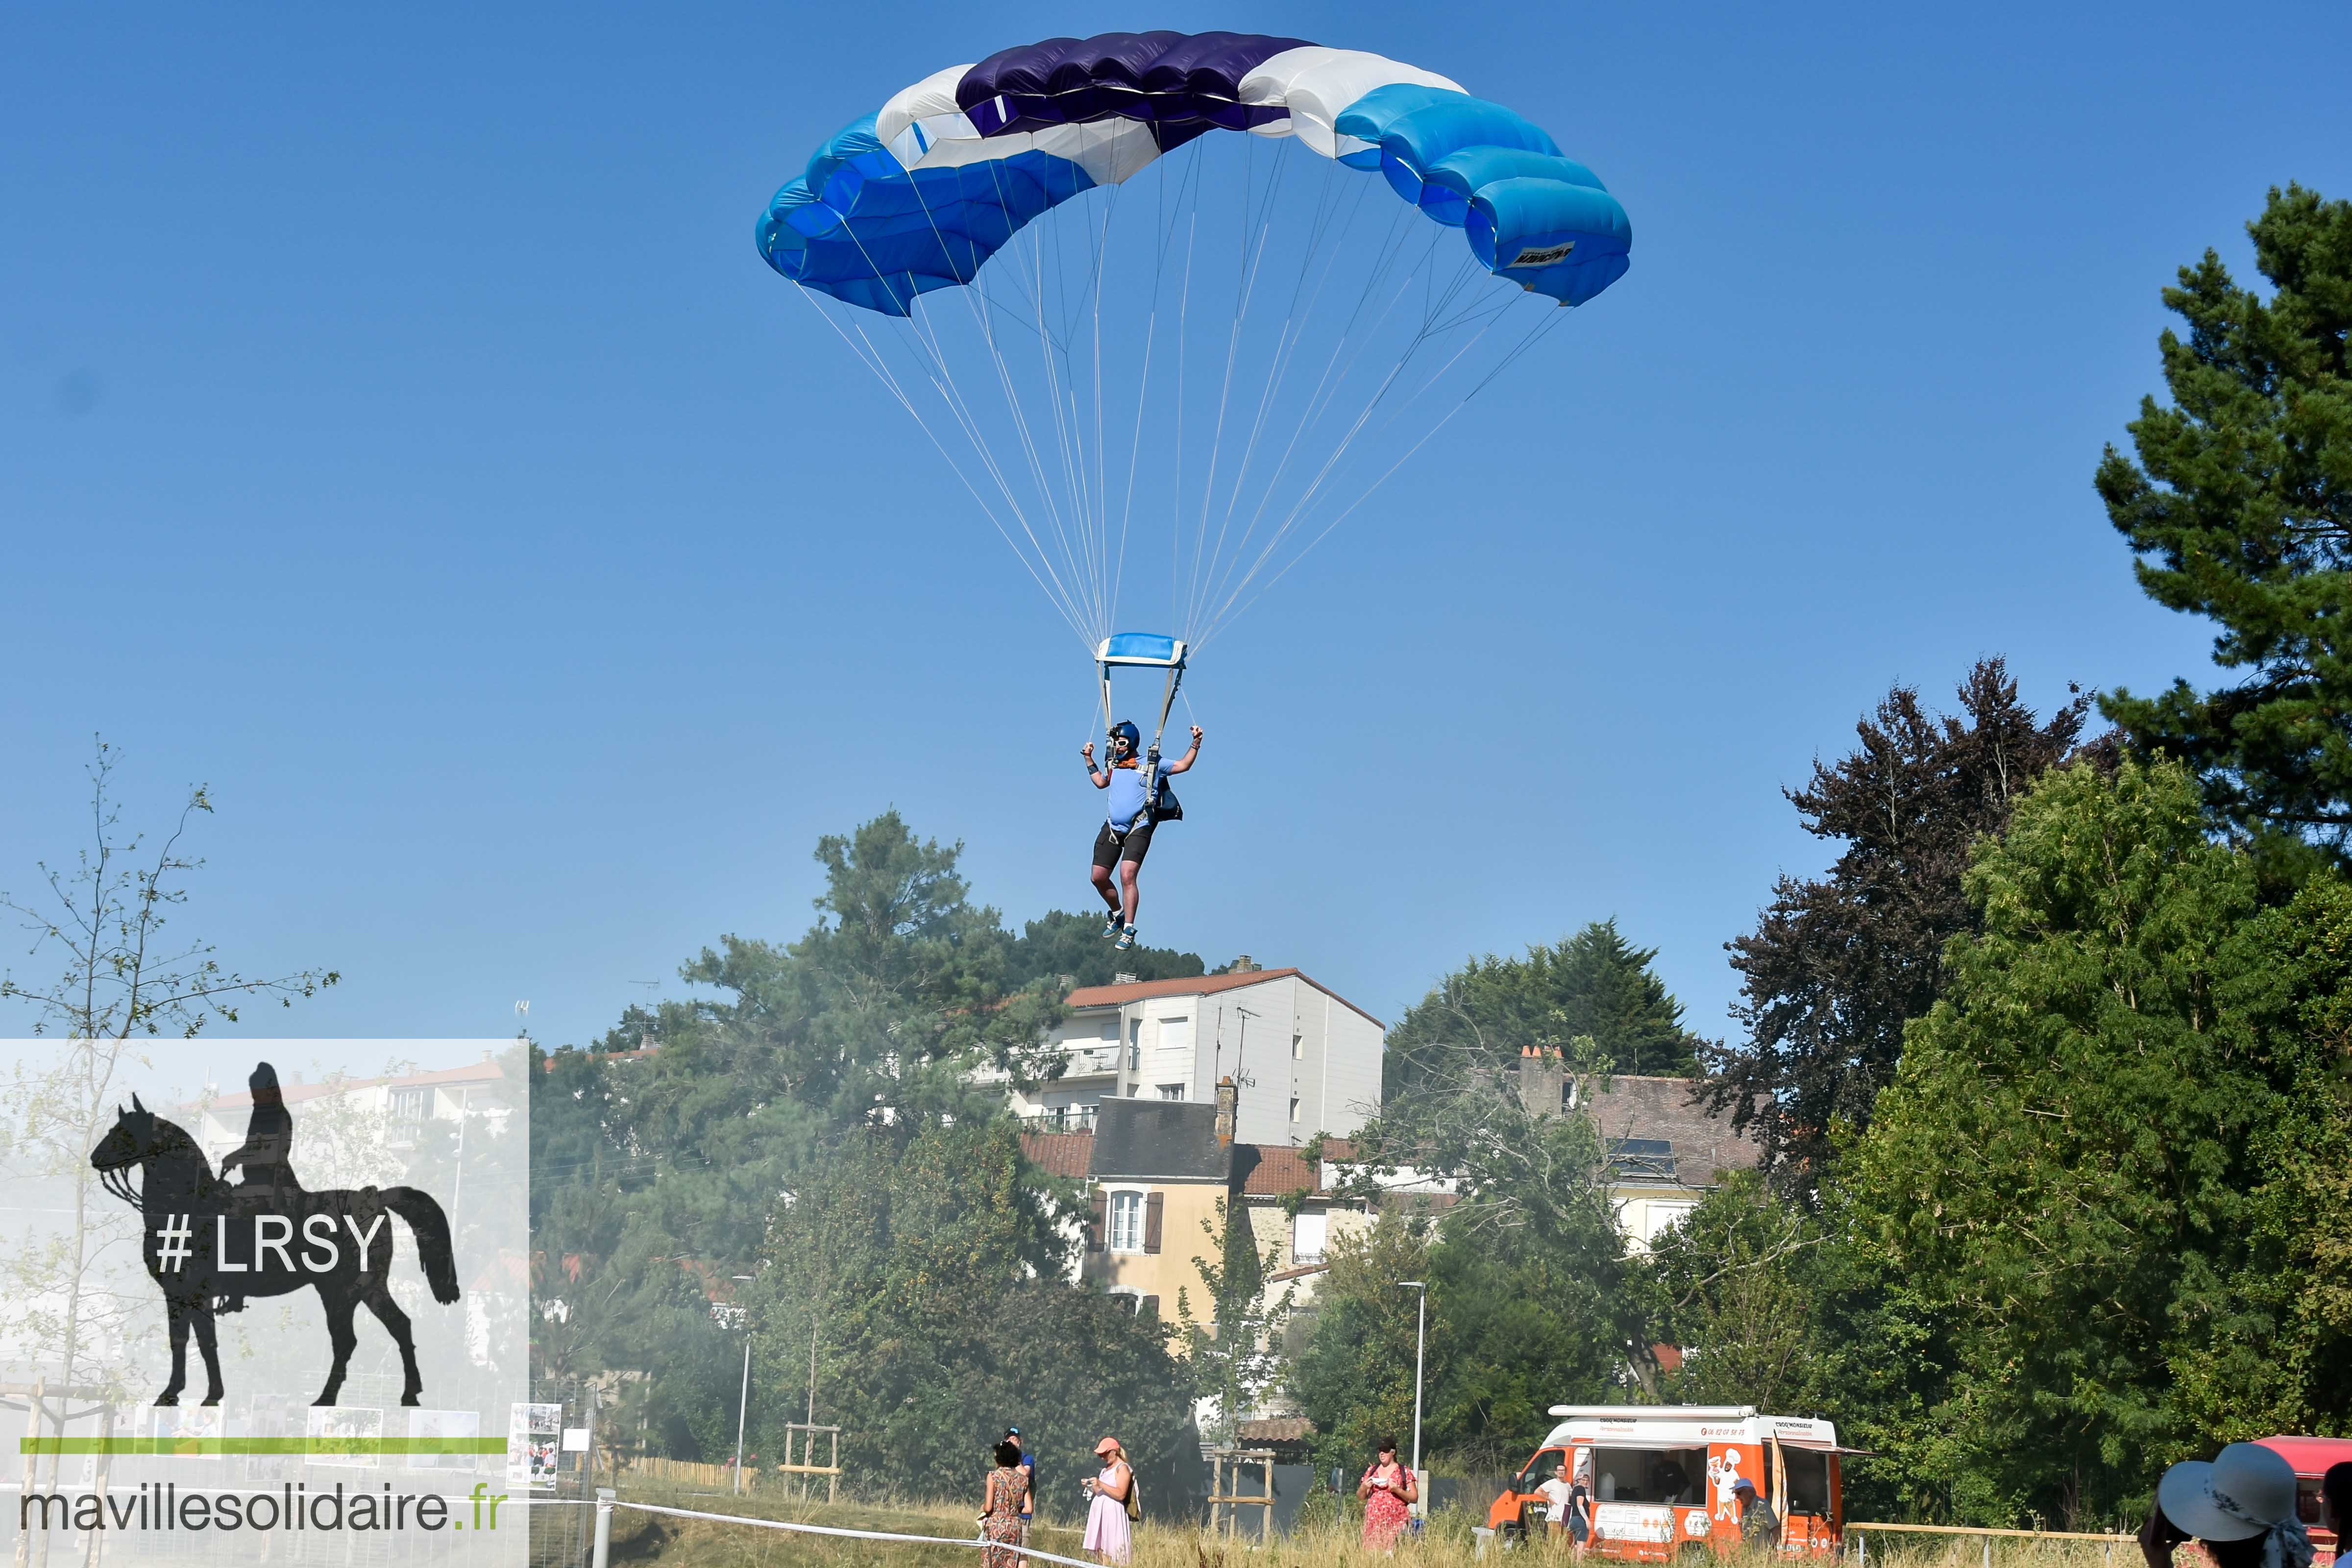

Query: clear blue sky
[6,2,2348,1055]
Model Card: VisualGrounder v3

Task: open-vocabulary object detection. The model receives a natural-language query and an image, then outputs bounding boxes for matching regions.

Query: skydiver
[1081,720,1201,951]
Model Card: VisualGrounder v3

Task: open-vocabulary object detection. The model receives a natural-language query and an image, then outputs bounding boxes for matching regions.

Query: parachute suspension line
[1189,146,1379,631]
[1187,195,1444,638]
[1020,172,1108,638]
[1181,127,1296,643]
[825,199,1107,649]
[793,283,1094,646]
[949,162,1102,640]
[1168,160,1202,649]
[1199,175,1403,613]
[1200,284,1572,644]
[1109,145,1199,644]
[883,167,1105,644]
[1191,243,1490,644]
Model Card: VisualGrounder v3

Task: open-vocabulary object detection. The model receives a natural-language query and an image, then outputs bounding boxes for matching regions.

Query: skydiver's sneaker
[1115,926,1138,951]
[1102,909,1124,938]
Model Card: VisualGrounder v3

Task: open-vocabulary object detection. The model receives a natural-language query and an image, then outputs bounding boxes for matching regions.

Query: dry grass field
[588,1482,2136,1568]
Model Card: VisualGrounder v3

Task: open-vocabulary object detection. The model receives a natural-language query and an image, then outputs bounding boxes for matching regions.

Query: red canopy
[2255,1436,2352,1478]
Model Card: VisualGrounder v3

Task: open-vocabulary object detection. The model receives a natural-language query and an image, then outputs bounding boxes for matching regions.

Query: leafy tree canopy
[1704,659,2090,1185]
[1006,908,1206,990]
[1386,918,1705,1098]
[2099,184,2352,861]
[1842,758,2352,1524]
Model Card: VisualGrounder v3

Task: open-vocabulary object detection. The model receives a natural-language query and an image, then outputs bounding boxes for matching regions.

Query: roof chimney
[1215,1076,1238,1145]
[1518,1046,1565,1118]
[1113,971,1139,986]
[1229,954,1262,973]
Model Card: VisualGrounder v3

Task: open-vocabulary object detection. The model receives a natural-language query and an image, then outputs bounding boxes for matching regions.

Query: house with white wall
[1007,965,1385,1145]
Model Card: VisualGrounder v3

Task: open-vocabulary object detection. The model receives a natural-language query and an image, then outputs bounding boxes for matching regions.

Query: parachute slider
[1095,632,1188,671]
[1097,633,1188,769]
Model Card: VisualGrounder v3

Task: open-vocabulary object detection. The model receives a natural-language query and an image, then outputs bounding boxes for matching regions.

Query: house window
[1158,1084,1186,1101]
[1109,1191,1146,1252]
[1291,1210,1327,1266]
[1292,1032,1304,1060]
[1100,1019,1120,1040]
[389,1088,429,1123]
[1289,1096,1302,1124]
[1158,1016,1191,1052]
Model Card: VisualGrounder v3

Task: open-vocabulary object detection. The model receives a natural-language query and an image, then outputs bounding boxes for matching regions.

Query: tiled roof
[1235,1144,1319,1198]
[1236,1418,1316,1445]
[1020,1130,1095,1179]
[1064,968,1385,1028]
[1583,1076,1763,1189]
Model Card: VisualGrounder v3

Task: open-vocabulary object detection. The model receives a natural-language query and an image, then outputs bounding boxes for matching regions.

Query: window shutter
[1144,1192,1165,1253]
[1139,1295,1160,1323]
[1088,1191,1107,1253]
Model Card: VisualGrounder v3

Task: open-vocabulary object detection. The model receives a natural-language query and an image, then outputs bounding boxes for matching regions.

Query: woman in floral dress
[1358,1437,1417,1552]
[981,1440,1031,1568]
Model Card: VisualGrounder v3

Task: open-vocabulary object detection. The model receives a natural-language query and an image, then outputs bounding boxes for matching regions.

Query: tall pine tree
[2099,184,2352,862]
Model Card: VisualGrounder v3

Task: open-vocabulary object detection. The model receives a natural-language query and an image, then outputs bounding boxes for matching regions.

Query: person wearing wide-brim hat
[2142,1443,2314,1568]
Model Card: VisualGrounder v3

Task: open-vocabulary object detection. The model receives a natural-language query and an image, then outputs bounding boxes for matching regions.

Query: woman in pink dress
[1358,1437,1417,1552]
[1082,1437,1134,1566]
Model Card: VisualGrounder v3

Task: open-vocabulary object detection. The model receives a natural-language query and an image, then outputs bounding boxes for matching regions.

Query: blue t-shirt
[1106,763,1155,830]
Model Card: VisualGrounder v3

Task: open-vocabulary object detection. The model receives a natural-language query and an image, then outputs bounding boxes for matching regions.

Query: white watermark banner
[2,1041,529,1568]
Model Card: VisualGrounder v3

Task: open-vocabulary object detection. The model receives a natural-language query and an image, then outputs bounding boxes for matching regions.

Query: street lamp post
[732,1276,755,1496]
[1398,1281,1428,1503]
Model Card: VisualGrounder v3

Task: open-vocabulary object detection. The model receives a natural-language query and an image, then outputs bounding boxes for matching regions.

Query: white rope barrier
[603,1496,1109,1568]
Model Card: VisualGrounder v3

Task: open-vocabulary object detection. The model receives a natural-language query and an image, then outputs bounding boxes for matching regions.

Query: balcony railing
[1022,1105,1099,1134]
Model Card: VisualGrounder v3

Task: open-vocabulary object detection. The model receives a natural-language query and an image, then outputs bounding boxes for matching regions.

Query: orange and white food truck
[1487,1405,1851,1559]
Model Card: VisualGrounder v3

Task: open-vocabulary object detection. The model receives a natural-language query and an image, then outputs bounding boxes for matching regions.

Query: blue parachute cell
[754,32,1630,315]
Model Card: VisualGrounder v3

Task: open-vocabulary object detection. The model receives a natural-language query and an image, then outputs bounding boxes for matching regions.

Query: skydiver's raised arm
[1164,726,1203,774]
[1081,741,1111,789]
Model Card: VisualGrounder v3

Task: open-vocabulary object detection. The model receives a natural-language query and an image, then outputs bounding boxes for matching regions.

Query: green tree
[1843,758,2352,1526]
[1291,1213,1435,1470]
[755,1119,1193,1513]
[2098,184,2352,862]
[0,742,336,1511]
[1703,660,2090,1186]
[1176,1197,1292,1445]
[1386,919,1705,1097]
[1007,909,1207,990]
[1320,1055,1647,1468]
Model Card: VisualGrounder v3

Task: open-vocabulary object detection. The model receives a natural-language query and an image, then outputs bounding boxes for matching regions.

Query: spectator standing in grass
[981,1440,1031,1568]
[2140,1444,2313,1568]
[1733,1479,1780,1550]
[1358,1436,1417,1552]
[1538,1459,1576,1549]
[1004,1428,1036,1547]
[1082,1437,1133,1567]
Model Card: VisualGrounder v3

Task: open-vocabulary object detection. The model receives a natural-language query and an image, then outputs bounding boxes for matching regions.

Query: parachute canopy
[758,32,1630,316]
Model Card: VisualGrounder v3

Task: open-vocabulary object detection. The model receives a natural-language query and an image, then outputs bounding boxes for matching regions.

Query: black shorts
[1093,820,1153,870]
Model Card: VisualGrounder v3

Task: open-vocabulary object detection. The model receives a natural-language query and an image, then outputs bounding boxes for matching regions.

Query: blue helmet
[1109,720,1141,754]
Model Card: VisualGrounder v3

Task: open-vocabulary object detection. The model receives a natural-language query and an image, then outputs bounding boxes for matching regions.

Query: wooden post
[828,1429,839,1505]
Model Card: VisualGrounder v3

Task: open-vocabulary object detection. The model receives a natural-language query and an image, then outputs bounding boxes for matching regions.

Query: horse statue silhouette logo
[89,1063,461,1408]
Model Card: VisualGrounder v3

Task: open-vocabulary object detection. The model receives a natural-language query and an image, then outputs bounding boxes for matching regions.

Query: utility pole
[1398,1280,1428,1498]
[731,1277,754,1495]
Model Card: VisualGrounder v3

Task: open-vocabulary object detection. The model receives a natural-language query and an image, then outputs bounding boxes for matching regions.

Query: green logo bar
[19,1439,511,1455]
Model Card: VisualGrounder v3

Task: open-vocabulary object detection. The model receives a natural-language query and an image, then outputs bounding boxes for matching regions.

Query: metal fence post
[593,1488,615,1568]
[1982,1532,1991,1568]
